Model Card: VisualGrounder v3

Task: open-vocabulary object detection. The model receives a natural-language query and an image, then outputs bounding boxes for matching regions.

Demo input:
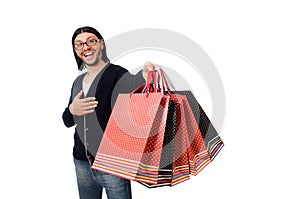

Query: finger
[83,104,98,110]
[80,99,98,107]
[74,90,83,99]
[75,109,94,116]
[82,101,98,108]
[82,108,95,115]
[153,63,161,70]
[144,61,155,71]
[81,97,97,103]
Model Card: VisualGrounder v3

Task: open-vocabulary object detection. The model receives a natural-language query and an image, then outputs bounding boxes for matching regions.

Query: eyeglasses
[74,38,100,50]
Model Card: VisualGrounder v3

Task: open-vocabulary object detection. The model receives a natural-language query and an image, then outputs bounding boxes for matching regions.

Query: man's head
[72,26,109,70]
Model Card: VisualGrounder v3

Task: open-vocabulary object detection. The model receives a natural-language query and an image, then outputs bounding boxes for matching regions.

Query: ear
[99,39,104,49]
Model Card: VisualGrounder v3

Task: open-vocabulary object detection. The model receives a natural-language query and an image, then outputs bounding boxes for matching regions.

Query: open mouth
[83,51,94,57]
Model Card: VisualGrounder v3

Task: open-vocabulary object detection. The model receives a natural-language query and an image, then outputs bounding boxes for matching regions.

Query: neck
[86,60,107,76]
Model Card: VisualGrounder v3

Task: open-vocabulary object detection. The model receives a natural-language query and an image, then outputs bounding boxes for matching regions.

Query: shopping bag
[173,91,224,160]
[158,69,224,161]
[139,71,212,188]
[92,69,224,188]
[141,94,211,188]
[154,99,178,186]
[92,71,170,185]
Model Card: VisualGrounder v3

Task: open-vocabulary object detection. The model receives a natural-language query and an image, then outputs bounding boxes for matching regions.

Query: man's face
[74,32,104,67]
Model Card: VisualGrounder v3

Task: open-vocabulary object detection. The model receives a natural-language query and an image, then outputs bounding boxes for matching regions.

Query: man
[62,26,155,199]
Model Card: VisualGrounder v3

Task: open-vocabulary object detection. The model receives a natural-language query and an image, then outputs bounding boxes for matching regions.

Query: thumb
[75,90,83,99]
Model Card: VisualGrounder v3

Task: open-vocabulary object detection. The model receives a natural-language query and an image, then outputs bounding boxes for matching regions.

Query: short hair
[72,26,109,70]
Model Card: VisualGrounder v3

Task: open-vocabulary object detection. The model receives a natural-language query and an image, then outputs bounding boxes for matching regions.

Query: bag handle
[130,68,173,97]
[130,70,156,97]
[145,70,156,93]
[156,69,173,95]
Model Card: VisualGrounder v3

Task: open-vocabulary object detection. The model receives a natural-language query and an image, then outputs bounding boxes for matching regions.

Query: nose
[82,42,89,50]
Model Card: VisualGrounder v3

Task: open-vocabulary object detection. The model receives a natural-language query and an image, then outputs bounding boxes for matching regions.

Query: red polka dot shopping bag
[92,70,224,188]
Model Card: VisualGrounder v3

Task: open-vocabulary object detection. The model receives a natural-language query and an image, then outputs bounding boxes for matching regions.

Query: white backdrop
[1,0,299,198]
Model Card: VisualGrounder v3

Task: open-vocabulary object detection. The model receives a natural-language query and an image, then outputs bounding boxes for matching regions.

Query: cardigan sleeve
[62,84,75,128]
[108,67,145,110]
[116,70,145,93]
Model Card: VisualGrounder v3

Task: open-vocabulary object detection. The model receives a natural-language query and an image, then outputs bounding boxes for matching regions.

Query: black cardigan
[62,64,145,162]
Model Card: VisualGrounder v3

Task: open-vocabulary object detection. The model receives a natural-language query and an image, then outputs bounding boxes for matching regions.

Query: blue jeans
[73,158,132,199]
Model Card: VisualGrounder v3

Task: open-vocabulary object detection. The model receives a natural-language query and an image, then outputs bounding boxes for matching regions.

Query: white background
[1,0,299,198]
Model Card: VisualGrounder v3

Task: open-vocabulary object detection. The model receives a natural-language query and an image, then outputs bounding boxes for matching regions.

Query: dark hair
[72,26,109,70]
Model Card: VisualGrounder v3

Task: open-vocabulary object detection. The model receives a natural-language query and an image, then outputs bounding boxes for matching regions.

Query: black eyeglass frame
[74,38,100,50]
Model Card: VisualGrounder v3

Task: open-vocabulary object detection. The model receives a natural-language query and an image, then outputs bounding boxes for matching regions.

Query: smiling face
[74,32,105,67]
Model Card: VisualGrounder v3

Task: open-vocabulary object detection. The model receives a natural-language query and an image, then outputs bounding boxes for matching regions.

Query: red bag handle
[157,69,173,95]
[130,68,173,97]
[130,70,156,97]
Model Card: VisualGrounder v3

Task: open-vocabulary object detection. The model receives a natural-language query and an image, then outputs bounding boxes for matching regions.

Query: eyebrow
[74,36,98,43]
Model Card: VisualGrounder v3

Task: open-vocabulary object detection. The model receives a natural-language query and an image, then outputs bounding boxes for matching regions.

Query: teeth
[84,52,93,57]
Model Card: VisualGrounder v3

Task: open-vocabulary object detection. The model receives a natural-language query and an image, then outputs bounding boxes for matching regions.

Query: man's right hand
[69,90,98,116]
